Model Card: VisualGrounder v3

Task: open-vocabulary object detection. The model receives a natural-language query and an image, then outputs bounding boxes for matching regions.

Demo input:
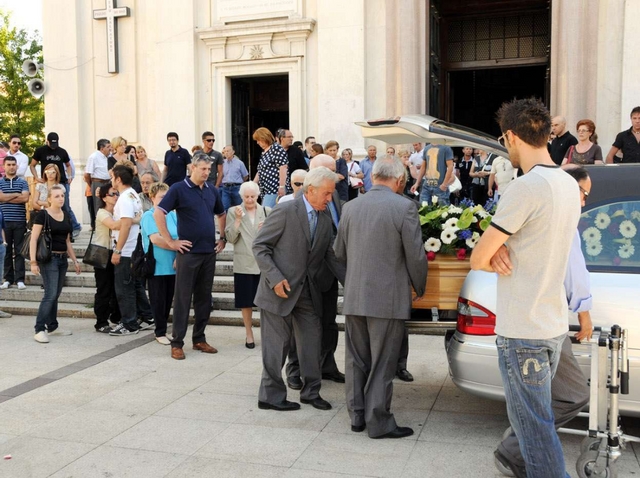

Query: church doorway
[231,75,289,177]
[430,0,550,136]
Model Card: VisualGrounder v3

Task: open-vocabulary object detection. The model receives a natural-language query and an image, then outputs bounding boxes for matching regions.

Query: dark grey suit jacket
[334,184,428,320]
[253,195,344,317]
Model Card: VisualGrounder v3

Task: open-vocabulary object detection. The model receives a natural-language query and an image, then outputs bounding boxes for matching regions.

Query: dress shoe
[193,342,218,354]
[300,396,332,410]
[287,376,303,390]
[171,347,185,360]
[396,369,414,382]
[322,371,345,383]
[351,424,366,433]
[245,341,255,349]
[371,426,414,439]
[258,400,301,411]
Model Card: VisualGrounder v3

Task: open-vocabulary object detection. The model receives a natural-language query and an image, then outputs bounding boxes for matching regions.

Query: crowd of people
[1,103,640,469]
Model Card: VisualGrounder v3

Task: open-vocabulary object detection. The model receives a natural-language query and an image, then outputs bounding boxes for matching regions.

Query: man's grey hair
[141,171,159,182]
[192,151,212,165]
[302,166,338,193]
[291,169,307,182]
[372,155,405,180]
[239,180,260,197]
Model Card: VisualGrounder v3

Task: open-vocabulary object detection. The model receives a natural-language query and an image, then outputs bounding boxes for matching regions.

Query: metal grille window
[447,11,548,63]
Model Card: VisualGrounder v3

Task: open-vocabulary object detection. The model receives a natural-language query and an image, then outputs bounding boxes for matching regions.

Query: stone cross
[93,0,130,74]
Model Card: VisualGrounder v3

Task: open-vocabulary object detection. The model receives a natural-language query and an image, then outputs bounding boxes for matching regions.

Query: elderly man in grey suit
[253,166,346,411]
[335,155,427,439]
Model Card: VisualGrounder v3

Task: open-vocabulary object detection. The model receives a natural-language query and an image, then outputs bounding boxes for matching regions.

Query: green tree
[0,9,44,156]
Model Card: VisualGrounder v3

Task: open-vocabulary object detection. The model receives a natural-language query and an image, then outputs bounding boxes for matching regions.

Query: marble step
[24,258,235,275]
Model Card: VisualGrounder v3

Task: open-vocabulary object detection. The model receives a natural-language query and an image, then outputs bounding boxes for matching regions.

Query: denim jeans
[496,334,569,478]
[262,193,278,208]
[419,182,450,206]
[221,184,242,210]
[113,257,139,330]
[34,254,68,333]
[4,221,26,283]
[63,183,81,231]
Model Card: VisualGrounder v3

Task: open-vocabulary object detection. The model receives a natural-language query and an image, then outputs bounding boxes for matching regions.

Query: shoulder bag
[132,233,156,278]
[83,228,109,269]
[21,210,53,263]
[348,162,364,188]
[566,145,575,164]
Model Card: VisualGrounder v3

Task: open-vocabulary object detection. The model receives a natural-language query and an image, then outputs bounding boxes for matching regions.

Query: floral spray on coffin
[412,197,497,310]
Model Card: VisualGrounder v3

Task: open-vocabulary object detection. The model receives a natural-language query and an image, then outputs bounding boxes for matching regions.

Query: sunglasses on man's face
[205,138,215,143]
[498,134,506,147]
[293,182,304,187]
[11,141,21,145]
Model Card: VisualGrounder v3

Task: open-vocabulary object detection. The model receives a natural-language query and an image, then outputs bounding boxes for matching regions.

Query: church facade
[43,0,640,176]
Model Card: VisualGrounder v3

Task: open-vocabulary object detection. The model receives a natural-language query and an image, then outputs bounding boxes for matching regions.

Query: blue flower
[460,198,475,208]
[458,229,473,240]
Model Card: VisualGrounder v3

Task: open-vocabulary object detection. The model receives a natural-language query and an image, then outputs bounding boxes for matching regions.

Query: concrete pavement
[1,316,639,477]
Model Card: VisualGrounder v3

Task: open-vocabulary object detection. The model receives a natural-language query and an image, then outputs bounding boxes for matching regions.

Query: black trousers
[4,221,26,283]
[171,252,216,348]
[148,274,176,337]
[93,255,120,328]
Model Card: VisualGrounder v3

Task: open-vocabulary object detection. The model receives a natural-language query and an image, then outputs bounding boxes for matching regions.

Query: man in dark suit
[253,167,346,412]
[335,155,427,439]
[286,155,345,391]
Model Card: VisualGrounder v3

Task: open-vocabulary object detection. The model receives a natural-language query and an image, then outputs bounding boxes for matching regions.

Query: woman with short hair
[225,181,271,348]
[325,140,349,202]
[563,119,604,165]
[135,146,161,180]
[252,127,288,207]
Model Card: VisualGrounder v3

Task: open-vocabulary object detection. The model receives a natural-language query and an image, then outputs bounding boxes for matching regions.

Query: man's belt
[91,178,110,183]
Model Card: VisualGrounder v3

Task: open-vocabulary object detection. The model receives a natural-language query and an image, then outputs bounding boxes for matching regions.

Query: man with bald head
[548,116,578,165]
[286,153,346,390]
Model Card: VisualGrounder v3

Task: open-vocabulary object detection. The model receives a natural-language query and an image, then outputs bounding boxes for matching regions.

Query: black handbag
[131,233,155,278]
[21,210,52,263]
[83,228,109,269]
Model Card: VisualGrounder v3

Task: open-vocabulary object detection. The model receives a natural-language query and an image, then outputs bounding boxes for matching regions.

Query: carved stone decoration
[250,45,264,60]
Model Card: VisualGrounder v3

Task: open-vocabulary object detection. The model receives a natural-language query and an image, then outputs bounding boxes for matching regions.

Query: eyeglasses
[107,192,119,197]
[204,139,214,143]
[498,134,506,147]
[577,129,591,134]
[579,186,589,198]
[11,141,20,145]
[293,182,304,187]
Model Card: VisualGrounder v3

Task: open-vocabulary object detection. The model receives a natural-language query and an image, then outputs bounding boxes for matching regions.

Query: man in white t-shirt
[109,164,154,336]
[471,98,580,478]
[408,142,424,169]
[8,135,29,178]
[487,155,515,201]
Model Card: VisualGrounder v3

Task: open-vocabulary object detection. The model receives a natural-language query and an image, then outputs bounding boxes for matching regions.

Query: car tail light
[457,298,496,335]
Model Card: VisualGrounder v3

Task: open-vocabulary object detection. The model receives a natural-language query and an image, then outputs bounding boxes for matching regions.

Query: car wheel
[576,450,617,478]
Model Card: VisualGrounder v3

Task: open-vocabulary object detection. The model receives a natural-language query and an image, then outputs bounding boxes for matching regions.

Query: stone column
[619,0,640,131]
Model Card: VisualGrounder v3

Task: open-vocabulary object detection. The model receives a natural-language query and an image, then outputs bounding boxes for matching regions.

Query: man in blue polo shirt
[162,132,192,186]
[0,156,30,290]
[154,152,227,360]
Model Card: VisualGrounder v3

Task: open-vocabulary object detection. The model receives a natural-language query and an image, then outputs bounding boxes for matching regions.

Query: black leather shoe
[351,424,365,433]
[396,369,414,382]
[494,449,527,478]
[257,400,301,411]
[245,341,255,349]
[371,426,414,439]
[322,371,346,383]
[287,376,303,390]
[300,396,332,410]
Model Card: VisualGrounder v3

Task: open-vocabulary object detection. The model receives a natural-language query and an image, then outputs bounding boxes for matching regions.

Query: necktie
[308,209,317,243]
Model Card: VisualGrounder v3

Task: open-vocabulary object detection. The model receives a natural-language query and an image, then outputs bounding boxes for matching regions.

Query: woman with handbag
[225,181,270,349]
[343,148,363,201]
[140,182,178,345]
[89,184,122,332]
[469,150,495,207]
[30,185,81,343]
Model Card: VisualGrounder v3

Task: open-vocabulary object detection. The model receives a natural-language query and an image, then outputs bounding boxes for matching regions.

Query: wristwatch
[220,236,227,243]
[114,248,122,255]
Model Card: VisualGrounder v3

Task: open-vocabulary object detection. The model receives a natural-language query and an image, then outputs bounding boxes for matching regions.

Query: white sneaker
[17,282,26,290]
[0,281,10,289]
[155,336,171,345]
[48,329,72,336]
[34,331,49,343]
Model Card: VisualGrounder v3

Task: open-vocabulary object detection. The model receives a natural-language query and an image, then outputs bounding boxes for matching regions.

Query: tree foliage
[0,10,44,155]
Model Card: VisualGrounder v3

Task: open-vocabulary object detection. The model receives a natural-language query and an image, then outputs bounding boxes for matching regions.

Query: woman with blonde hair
[31,163,61,213]
[30,185,81,343]
[225,181,271,348]
[324,140,348,201]
[135,145,161,179]
[252,127,288,207]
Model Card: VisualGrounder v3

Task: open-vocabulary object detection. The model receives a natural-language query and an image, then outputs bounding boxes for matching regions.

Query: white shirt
[112,187,142,257]
[85,150,111,180]
[409,148,424,168]
[278,193,295,203]
[11,150,29,178]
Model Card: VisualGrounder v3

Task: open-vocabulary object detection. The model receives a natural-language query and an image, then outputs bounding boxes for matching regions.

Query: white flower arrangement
[465,232,480,249]
[432,196,439,205]
[424,237,442,252]
[618,243,635,259]
[448,206,463,214]
[619,220,637,239]
[440,228,458,245]
[443,217,460,230]
[582,227,602,244]
[595,212,611,230]
[586,241,603,257]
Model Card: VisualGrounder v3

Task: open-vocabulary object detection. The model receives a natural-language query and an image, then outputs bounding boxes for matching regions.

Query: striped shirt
[0,176,28,222]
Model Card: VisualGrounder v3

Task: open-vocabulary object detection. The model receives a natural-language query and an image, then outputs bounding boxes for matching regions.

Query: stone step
[66,244,235,262]
[24,258,235,275]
